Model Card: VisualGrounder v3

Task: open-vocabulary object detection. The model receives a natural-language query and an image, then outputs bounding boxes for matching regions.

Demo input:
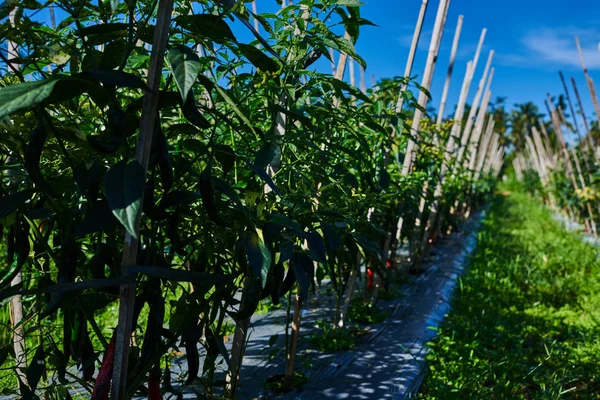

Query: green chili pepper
[25,126,55,195]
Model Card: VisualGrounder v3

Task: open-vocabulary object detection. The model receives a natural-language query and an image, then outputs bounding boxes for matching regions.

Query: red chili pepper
[148,364,161,400]
[91,332,116,400]
[386,259,393,269]
[367,268,374,290]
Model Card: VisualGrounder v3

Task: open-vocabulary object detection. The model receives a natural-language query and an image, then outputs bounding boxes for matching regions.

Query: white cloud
[397,29,432,51]
[498,26,600,70]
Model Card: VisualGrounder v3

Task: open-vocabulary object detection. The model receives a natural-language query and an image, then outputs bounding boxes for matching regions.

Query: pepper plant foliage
[0,0,490,397]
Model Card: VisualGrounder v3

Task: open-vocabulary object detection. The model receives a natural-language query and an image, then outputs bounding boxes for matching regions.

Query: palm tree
[508,102,544,150]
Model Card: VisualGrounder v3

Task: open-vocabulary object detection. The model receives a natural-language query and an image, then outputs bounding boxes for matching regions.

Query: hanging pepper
[107,107,126,137]
[148,363,162,400]
[135,281,164,376]
[40,238,78,319]
[163,359,173,393]
[25,126,55,195]
[80,328,95,381]
[199,166,226,226]
[167,212,185,255]
[0,217,29,288]
[183,322,202,385]
[91,332,116,400]
[63,308,72,363]
[70,311,95,381]
[367,267,374,291]
[155,124,173,190]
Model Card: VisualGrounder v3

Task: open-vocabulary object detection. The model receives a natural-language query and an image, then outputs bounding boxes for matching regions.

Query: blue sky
[349,0,600,122]
[32,0,600,123]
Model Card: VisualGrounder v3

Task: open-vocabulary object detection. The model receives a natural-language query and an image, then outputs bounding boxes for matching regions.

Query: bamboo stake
[111,1,175,398]
[545,97,590,228]
[401,0,451,175]
[575,37,600,126]
[456,49,494,164]
[349,57,356,104]
[332,31,353,108]
[474,116,495,179]
[391,0,449,253]
[7,8,27,389]
[559,71,581,139]
[279,6,314,392]
[283,292,302,388]
[329,48,336,76]
[406,61,473,248]
[538,120,556,164]
[571,77,596,148]
[405,0,452,262]
[252,1,259,31]
[360,65,367,94]
[395,0,429,113]
[437,15,464,124]
[513,158,523,181]
[447,29,486,162]
[467,68,495,170]
[483,133,499,174]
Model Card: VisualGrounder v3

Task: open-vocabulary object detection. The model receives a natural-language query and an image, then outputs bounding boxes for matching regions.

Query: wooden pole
[559,71,582,139]
[467,68,495,170]
[283,292,302,388]
[407,61,473,247]
[360,65,367,94]
[448,29,486,162]
[251,1,259,31]
[391,0,449,252]
[474,116,495,179]
[571,77,596,148]
[456,49,494,164]
[7,8,27,389]
[401,0,451,175]
[395,0,429,113]
[437,15,464,124]
[329,48,336,76]
[575,37,600,126]
[111,1,175,398]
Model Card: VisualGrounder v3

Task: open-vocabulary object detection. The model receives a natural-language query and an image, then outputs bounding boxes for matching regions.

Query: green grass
[419,191,600,399]
[348,296,389,325]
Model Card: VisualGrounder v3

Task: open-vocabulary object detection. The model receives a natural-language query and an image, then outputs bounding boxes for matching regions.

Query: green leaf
[167,46,202,102]
[78,23,129,36]
[0,80,59,120]
[0,190,33,219]
[215,145,236,175]
[182,91,211,129]
[175,14,237,43]
[305,231,327,265]
[197,75,257,137]
[246,229,271,288]
[26,345,45,392]
[0,77,109,119]
[323,36,366,69]
[291,253,314,306]
[78,23,129,45]
[237,44,279,73]
[254,145,275,169]
[230,277,261,321]
[104,160,146,239]
[86,69,149,91]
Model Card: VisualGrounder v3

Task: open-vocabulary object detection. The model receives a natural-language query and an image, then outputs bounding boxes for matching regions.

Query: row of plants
[420,188,600,399]
[0,0,500,398]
